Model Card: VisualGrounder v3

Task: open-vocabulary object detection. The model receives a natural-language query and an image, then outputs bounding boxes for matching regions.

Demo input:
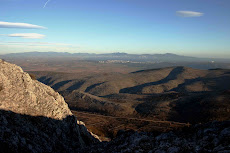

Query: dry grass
[72,110,189,140]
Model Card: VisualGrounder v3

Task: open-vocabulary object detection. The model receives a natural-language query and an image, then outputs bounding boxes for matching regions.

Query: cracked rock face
[0,59,71,120]
[0,59,98,153]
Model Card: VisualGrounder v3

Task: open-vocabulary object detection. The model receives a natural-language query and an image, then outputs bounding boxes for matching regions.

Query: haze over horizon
[1,0,230,58]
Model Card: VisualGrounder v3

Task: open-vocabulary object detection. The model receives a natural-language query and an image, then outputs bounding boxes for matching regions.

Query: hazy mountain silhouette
[2,51,230,62]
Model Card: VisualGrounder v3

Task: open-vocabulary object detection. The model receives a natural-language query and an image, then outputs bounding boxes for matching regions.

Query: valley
[72,110,190,141]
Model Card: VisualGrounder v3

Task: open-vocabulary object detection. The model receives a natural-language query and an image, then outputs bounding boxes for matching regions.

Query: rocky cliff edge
[0,59,99,153]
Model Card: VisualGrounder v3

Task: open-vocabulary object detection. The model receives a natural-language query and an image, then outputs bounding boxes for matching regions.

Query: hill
[30,66,230,124]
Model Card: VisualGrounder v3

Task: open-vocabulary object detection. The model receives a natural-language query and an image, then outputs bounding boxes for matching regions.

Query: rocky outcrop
[0,59,98,153]
[83,121,230,153]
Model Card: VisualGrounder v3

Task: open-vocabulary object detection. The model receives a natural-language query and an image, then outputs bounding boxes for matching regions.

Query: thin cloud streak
[0,33,45,39]
[0,42,82,54]
[0,21,46,29]
[176,11,204,17]
[0,41,73,46]
[43,0,51,8]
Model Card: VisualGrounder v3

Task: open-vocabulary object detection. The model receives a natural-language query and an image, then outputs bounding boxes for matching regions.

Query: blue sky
[0,0,230,58]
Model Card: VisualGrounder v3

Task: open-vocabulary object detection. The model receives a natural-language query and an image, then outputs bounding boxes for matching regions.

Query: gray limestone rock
[0,59,99,153]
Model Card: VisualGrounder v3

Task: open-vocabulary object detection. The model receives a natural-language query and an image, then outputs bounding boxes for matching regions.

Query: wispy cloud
[0,41,82,54]
[0,41,72,46]
[43,0,51,8]
[0,21,46,29]
[0,33,45,39]
[176,11,204,17]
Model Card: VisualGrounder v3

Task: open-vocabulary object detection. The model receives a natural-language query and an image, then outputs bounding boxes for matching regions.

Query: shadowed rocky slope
[83,121,230,153]
[0,59,98,153]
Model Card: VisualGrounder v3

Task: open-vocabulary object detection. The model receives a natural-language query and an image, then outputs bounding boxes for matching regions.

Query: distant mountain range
[1,51,230,63]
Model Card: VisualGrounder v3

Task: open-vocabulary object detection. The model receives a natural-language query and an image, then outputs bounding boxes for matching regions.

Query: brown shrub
[0,84,3,91]
[29,73,37,80]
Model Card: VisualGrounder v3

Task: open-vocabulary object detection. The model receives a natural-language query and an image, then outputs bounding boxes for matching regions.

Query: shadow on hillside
[134,91,230,124]
[170,75,230,93]
[205,75,230,91]
[169,77,203,92]
[120,67,185,94]
[52,80,72,90]
[0,109,98,153]
[131,68,163,73]
[85,82,105,92]
[170,91,230,123]
[38,76,54,86]
[67,81,85,91]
